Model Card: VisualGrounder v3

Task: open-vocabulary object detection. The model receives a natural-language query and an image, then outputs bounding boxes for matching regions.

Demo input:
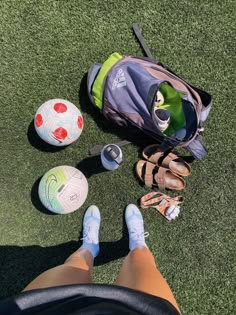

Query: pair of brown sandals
[136,145,191,190]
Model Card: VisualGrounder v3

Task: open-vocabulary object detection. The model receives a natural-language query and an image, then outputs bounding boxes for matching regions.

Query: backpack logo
[112,69,127,90]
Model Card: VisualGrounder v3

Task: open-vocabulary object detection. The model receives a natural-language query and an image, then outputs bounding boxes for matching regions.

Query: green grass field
[0,1,235,314]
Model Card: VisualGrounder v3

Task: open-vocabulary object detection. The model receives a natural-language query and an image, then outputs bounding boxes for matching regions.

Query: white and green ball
[38,166,88,214]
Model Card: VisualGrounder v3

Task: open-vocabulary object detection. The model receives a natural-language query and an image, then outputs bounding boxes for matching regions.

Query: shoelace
[81,225,99,244]
[129,221,149,241]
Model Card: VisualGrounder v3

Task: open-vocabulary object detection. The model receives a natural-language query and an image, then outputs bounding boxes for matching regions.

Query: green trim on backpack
[159,83,186,136]
[92,52,122,109]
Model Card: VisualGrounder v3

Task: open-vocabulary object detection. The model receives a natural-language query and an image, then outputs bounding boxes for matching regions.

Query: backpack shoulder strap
[190,85,212,126]
[87,64,101,104]
[132,24,156,62]
[186,135,208,160]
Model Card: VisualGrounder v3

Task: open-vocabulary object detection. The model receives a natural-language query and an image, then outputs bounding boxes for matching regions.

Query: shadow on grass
[0,213,129,299]
[27,120,66,153]
[76,155,108,178]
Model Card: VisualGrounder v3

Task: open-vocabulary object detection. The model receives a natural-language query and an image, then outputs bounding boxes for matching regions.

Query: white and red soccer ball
[34,99,83,146]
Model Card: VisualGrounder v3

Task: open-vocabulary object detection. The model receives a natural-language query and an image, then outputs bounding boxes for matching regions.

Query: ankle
[65,248,94,269]
[129,239,147,251]
[77,248,94,260]
[81,243,100,258]
[130,244,148,251]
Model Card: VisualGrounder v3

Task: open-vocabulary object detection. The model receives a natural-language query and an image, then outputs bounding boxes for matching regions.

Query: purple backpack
[87,24,212,160]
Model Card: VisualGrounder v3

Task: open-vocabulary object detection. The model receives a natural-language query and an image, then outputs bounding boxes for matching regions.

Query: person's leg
[24,205,101,291]
[115,204,181,313]
[23,248,94,291]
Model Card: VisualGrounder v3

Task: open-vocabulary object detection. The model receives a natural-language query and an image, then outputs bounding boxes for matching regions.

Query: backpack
[87,24,212,160]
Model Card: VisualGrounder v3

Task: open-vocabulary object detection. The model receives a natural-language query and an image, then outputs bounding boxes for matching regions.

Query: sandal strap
[147,151,164,164]
[140,191,183,210]
[144,162,156,188]
[161,153,177,168]
[161,153,190,173]
[154,167,168,190]
[141,192,166,208]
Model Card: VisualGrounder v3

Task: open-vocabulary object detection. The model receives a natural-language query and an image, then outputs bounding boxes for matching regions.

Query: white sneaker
[156,90,164,106]
[153,108,171,132]
[125,204,149,251]
[81,205,101,257]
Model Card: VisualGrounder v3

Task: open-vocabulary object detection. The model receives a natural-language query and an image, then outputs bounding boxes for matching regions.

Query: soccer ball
[34,99,83,146]
[38,166,88,214]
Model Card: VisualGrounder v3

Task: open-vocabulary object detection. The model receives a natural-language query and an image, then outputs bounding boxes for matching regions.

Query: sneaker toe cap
[125,204,142,220]
[85,205,101,220]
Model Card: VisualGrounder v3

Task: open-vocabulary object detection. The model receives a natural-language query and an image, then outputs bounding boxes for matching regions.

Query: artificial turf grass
[0,1,235,314]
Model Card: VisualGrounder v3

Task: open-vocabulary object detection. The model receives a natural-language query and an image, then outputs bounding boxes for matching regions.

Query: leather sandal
[142,145,191,177]
[136,160,185,190]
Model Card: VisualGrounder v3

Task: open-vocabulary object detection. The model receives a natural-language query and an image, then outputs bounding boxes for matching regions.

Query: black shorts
[0,284,180,315]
